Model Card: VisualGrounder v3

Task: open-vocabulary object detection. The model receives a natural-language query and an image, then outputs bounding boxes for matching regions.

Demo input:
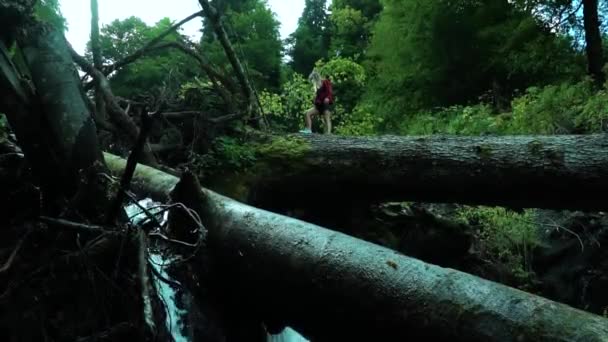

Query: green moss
[256,135,311,160]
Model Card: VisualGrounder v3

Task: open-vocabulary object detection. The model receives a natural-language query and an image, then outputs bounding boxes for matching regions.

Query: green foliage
[288,0,330,75]
[507,81,593,134]
[202,0,283,91]
[335,104,383,136]
[328,0,381,60]
[260,73,314,131]
[193,136,257,173]
[365,0,583,126]
[94,17,197,98]
[315,57,366,113]
[328,6,368,59]
[257,136,310,159]
[399,104,502,136]
[576,88,608,132]
[179,77,225,110]
[397,79,608,136]
[457,206,540,284]
[35,0,66,31]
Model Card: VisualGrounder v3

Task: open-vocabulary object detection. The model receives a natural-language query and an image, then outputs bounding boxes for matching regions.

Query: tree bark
[16,23,106,198]
[103,152,608,342]
[582,0,605,85]
[207,134,608,211]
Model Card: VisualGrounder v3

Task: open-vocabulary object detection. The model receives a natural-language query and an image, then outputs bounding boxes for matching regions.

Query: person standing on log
[300,70,334,134]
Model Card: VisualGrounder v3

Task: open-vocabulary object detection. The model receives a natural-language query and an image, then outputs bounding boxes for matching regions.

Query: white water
[126,199,309,342]
[149,253,189,342]
[267,327,309,342]
[125,199,189,342]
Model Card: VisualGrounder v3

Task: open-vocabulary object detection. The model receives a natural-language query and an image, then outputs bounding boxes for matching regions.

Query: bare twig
[529,218,585,253]
[0,234,28,274]
[69,46,141,141]
[149,232,198,248]
[40,216,120,235]
[548,1,583,32]
[75,322,134,342]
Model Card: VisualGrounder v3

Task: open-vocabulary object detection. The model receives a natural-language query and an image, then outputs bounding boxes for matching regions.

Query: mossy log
[209,134,608,211]
[104,152,608,342]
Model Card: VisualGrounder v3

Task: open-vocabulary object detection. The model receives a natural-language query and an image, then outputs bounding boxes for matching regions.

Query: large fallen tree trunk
[208,134,608,211]
[104,152,608,342]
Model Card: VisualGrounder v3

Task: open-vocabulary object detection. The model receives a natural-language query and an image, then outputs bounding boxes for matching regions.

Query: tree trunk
[90,0,109,128]
[103,152,608,342]
[14,23,107,202]
[206,134,608,211]
[583,0,605,85]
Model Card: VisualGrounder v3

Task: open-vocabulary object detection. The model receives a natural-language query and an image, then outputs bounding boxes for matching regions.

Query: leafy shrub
[395,79,608,136]
[576,88,608,133]
[399,104,502,136]
[192,136,257,174]
[335,104,383,136]
[506,80,594,134]
[457,206,540,285]
[315,57,366,115]
[260,73,313,132]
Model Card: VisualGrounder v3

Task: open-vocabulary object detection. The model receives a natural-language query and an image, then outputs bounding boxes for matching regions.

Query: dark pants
[315,102,333,114]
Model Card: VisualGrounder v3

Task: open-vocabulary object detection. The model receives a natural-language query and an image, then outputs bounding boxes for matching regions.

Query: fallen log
[104,152,608,342]
[209,134,608,211]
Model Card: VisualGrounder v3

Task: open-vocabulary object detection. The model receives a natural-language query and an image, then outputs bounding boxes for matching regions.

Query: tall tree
[513,0,606,85]
[90,17,197,98]
[90,0,108,127]
[329,0,382,60]
[582,0,605,84]
[365,0,583,126]
[288,0,330,74]
[201,0,282,91]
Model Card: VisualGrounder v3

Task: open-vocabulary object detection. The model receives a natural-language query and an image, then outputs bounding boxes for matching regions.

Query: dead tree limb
[147,41,237,108]
[69,46,157,166]
[40,216,120,235]
[107,110,156,223]
[104,152,608,342]
[162,111,241,123]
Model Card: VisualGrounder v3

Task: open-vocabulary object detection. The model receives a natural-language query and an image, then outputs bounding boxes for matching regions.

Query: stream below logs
[125,198,309,342]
